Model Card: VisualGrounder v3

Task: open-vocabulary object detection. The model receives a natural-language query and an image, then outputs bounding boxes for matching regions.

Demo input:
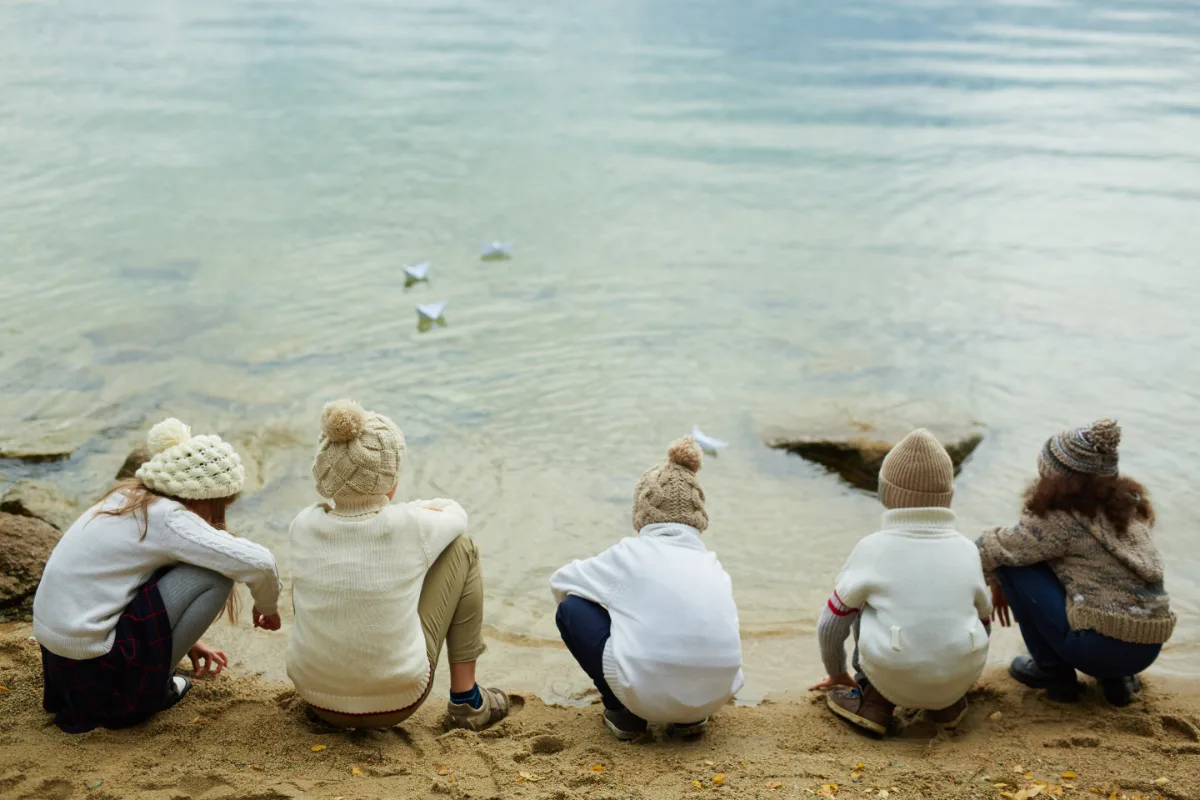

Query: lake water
[2,0,1199,704]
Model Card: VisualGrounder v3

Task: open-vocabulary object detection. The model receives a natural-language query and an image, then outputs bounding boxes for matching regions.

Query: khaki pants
[312,536,487,728]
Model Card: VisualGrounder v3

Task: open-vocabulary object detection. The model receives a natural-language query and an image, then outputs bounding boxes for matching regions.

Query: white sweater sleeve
[410,499,469,567]
[549,542,628,607]
[161,508,283,615]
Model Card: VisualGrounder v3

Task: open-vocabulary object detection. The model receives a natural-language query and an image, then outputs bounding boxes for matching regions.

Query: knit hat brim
[878,476,953,510]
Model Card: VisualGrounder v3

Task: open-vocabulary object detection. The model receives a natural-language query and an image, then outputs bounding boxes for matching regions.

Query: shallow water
[2,0,1199,703]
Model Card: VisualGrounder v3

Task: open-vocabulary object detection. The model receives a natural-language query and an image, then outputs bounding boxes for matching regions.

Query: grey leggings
[157,565,234,667]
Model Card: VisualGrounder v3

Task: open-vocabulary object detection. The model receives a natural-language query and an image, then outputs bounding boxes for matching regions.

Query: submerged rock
[0,512,61,614]
[115,444,150,480]
[762,402,984,492]
[1,480,81,532]
[0,445,73,463]
[769,431,983,491]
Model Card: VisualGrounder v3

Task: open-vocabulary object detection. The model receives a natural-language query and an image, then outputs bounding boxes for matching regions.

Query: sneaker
[669,718,710,737]
[925,697,968,729]
[162,676,192,711]
[445,686,510,731]
[1100,675,1142,707]
[826,683,894,736]
[603,708,648,741]
[1009,657,1080,703]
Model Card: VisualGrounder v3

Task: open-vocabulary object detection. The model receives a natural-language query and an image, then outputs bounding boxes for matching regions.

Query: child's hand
[809,673,858,692]
[253,607,282,631]
[990,584,1011,628]
[188,642,228,678]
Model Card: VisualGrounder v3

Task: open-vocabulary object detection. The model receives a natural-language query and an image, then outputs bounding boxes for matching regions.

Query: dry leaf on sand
[713,773,726,786]
[351,767,365,777]
[437,766,452,776]
[765,781,783,790]
[517,771,544,783]
[590,764,606,773]
[310,745,326,752]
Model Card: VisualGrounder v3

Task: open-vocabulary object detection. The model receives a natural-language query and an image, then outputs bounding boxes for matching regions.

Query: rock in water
[1,480,81,532]
[115,445,151,480]
[762,402,984,492]
[0,512,61,613]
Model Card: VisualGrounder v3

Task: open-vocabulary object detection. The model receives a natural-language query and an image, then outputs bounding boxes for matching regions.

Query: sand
[2,631,1197,800]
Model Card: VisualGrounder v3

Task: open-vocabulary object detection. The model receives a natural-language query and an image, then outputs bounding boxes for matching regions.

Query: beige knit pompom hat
[311,399,406,502]
[878,428,954,509]
[135,418,246,500]
[632,436,708,532]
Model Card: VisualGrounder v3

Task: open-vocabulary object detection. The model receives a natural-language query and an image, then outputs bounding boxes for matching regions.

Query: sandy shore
[1,630,1197,800]
[4,633,1195,800]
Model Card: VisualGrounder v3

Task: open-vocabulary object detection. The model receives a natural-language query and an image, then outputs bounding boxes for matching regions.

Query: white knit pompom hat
[135,418,246,500]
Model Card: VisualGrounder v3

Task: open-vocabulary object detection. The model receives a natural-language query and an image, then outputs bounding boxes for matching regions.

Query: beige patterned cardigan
[977,511,1175,645]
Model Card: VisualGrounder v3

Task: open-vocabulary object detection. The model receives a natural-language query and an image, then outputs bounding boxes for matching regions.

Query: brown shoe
[925,697,968,729]
[445,687,510,731]
[826,684,894,736]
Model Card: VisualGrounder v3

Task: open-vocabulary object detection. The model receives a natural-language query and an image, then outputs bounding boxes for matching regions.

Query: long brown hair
[1024,472,1155,536]
[95,479,241,622]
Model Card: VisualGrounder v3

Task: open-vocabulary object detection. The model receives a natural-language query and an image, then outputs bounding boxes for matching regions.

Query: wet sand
[2,629,1197,800]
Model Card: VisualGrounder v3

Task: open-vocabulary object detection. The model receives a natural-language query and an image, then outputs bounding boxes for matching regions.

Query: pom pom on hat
[1088,418,1122,454]
[321,400,367,443]
[667,436,703,473]
[146,418,192,454]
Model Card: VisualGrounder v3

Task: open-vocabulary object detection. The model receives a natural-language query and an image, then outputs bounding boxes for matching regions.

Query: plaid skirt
[41,568,174,733]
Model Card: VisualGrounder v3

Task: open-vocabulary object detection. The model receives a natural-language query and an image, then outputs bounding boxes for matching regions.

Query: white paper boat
[481,241,513,260]
[403,261,430,282]
[691,425,728,454]
[416,301,447,321]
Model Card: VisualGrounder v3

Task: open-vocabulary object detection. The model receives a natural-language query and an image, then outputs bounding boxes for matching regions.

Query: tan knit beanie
[632,437,708,532]
[311,400,406,502]
[878,428,954,509]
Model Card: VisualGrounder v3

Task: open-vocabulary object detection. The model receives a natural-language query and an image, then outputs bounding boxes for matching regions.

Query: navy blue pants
[996,564,1161,679]
[555,595,635,716]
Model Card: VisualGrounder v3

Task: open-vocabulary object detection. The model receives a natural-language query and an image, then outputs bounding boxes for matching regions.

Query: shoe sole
[928,706,968,730]
[1009,664,1080,702]
[826,694,887,736]
[603,716,645,741]
[670,720,709,737]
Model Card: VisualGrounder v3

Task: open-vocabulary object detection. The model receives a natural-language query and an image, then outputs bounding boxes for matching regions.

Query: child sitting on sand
[34,418,283,733]
[550,437,743,740]
[286,400,509,731]
[810,429,992,735]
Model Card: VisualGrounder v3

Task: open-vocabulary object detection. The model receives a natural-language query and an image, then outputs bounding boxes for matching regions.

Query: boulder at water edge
[115,444,150,480]
[762,401,984,492]
[1,479,81,532]
[0,512,60,613]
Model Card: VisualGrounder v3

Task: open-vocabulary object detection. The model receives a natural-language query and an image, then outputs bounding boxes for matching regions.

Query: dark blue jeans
[555,596,635,716]
[996,564,1161,680]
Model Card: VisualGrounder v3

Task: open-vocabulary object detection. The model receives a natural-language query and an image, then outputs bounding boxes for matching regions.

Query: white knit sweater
[33,494,282,660]
[550,523,744,724]
[285,496,468,715]
[831,508,992,710]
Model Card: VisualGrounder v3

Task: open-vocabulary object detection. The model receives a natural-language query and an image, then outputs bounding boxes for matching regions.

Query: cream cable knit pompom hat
[632,436,708,532]
[135,418,246,500]
[311,399,406,502]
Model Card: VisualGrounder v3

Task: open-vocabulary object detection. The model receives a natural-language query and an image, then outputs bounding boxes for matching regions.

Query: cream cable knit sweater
[34,494,281,660]
[286,497,468,715]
